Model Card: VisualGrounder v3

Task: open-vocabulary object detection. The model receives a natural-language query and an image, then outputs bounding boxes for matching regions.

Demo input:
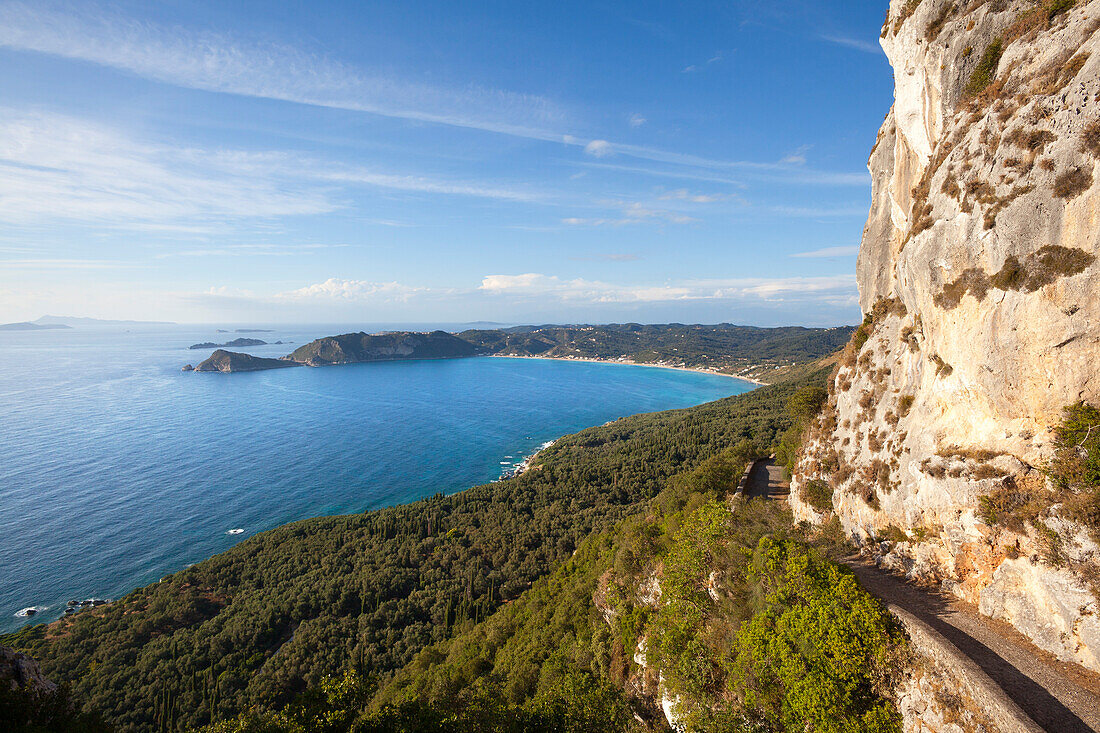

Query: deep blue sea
[0,323,754,633]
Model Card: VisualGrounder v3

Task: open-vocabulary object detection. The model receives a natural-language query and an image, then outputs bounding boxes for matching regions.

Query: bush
[1051,403,1100,490]
[1083,120,1100,157]
[965,38,1003,99]
[801,479,833,512]
[732,537,905,733]
[1053,166,1093,199]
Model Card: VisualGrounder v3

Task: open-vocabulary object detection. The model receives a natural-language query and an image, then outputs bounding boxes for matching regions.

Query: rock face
[0,645,56,692]
[286,330,481,366]
[791,0,1100,672]
[193,349,299,373]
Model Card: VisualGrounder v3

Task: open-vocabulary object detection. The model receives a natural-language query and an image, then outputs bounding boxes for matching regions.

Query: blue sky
[0,0,892,325]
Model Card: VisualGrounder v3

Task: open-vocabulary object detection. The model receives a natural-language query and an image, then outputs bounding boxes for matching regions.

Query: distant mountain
[0,321,72,331]
[34,315,176,326]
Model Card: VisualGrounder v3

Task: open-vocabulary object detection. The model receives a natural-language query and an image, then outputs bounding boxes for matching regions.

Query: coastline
[487,354,767,386]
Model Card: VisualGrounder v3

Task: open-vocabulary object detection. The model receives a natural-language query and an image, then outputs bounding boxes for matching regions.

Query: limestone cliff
[791,0,1100,672]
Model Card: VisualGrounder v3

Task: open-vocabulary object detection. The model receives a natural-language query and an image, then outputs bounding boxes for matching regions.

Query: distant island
[189,324,854,381]
[0,321,72,331]
[33,315,176,326]
[189,338,273,350]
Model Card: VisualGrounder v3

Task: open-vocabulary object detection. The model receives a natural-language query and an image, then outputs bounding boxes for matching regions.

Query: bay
[0,324,754,632]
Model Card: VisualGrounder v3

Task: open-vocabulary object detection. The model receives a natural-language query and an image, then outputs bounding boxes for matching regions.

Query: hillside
[188,324,855,379]
[286,330,481,366]
[790,0,1100,675]
[2,374,821,731]
[457,323,855,380]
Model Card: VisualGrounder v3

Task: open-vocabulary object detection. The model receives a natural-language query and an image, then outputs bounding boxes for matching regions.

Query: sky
[0,0,893,326]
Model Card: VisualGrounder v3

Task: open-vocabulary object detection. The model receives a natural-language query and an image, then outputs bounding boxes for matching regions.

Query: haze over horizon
[0,0,891,326]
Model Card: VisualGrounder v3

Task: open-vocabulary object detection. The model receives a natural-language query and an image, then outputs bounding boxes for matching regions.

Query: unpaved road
[746,458,1100,732]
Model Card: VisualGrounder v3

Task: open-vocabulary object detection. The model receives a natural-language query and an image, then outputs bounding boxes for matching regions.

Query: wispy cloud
[0,2,567,141]
[0,258,135,269]
[682,51,724,73]
[779,145,811,165]
[155,243,349,259]
[0,3,868,190]
[657,189,732,203]
[0,110,543,228]
[790,245,860,258]
[568,253,642,262]
[628,113,647,128]
[576,156,868,188]
[820,34,882,55]
[563,202,697,227]
[768,205,868,218]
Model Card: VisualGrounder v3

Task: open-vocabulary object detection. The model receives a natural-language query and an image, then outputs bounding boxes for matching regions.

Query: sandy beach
[487,354,766,386]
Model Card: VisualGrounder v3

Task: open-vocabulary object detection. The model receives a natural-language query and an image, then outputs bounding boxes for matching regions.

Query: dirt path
[744,458,1100,732]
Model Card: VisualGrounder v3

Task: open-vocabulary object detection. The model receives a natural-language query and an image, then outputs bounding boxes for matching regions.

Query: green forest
[458,323,854,378]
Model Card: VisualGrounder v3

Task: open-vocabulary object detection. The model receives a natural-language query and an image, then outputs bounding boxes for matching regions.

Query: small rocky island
[190,331,482,373]
[193,350,300,373]
[189,337,269,350]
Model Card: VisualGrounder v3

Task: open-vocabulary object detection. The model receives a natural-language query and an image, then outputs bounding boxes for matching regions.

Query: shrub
[977,481,1044,533]
[1051,403,1100,490]
[898,395,915,417]
[929,354,953,377]
[802,479,834,512]
[732,537,905,733]
[965,38,1003,100]
[787,386,828,423]
[1083,121,1100,157]
[925,2,955,41]
[882,525,909,544]
[1047,0,1076,20]
[1053,166,1093,199]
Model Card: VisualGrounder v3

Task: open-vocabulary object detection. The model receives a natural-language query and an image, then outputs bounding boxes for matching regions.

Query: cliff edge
[792,0,1100,673]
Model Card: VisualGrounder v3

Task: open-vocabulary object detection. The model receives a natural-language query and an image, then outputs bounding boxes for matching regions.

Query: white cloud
[0,2,566,141]
[790,245,860,258]
[479,273,857,305]
[628,113,647,128]
[277,278,422,302]
[478,273,692,303]
[584,139,614,158]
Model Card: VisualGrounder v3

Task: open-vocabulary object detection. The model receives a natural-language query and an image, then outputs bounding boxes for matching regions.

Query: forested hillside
[3,372,822,732]
[460,323,854,378]
[195,377,907,733]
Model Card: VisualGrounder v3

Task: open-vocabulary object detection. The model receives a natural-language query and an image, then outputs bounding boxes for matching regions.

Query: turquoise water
[0,324,754,633]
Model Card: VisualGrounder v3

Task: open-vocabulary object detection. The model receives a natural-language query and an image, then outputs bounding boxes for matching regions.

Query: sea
[0,323,755,633]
